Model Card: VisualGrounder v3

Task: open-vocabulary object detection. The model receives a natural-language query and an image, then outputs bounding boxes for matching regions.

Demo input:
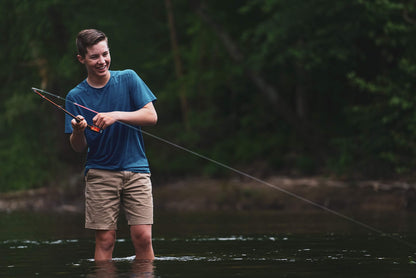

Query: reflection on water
[88,259,154,278]
[1,210,416,277]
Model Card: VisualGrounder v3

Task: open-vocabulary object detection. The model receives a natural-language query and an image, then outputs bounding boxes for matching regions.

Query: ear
[77,54,85,64]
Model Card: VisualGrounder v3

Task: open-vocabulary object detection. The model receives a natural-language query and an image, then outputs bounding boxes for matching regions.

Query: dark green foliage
[1,0,416,191]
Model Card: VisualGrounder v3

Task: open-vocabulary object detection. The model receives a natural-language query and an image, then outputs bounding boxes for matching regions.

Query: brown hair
[76,29,108,57]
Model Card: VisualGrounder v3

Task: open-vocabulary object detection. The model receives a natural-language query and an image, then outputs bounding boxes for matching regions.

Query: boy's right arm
[69,116,88,152]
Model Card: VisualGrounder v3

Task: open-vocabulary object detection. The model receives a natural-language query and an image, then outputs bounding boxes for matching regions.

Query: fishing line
[32,87,416,251]
[140,129,416,251]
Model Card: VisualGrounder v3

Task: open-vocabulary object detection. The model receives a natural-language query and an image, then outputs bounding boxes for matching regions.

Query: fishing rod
[32,87,102,133]
[30,87,416,251]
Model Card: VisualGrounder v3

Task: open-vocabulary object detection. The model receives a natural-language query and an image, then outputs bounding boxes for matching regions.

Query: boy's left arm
[92,102,157,130]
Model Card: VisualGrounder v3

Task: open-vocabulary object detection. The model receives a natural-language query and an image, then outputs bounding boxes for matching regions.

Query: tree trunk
[165,0,189,129]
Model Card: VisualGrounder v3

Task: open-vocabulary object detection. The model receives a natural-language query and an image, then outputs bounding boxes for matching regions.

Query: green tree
[190,0,416,178]
[344,1,416,177]
[2,0,416,192]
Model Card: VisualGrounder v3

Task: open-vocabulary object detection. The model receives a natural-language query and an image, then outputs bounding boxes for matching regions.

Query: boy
[65,29,157,261]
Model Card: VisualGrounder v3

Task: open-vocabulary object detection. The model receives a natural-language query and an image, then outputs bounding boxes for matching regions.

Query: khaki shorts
[84,169,153,230]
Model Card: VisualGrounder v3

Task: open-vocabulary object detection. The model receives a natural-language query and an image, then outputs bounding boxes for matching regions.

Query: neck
[87,72,111,88]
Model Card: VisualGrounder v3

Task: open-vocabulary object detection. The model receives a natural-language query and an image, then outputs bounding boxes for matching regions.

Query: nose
[98,55,105,64]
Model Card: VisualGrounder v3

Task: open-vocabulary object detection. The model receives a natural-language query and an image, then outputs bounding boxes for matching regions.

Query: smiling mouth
[97,65,107,71]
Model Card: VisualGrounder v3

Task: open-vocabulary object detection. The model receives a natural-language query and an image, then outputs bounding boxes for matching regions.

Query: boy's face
[77,40,111,81]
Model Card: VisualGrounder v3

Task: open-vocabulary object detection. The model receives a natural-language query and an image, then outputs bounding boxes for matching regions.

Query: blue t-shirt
[64,70,157,173]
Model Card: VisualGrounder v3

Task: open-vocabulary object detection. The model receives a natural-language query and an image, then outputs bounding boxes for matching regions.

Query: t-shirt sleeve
[128,70,157,109]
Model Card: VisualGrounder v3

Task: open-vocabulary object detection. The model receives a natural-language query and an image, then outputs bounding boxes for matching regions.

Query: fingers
[71,113,116,132]
[93,113,116,130]
[71,115,88,132]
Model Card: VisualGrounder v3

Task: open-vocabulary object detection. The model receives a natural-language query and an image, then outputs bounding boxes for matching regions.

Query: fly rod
[32,87,102,133]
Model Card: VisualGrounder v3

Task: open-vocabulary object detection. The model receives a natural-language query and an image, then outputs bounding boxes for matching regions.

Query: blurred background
[1,0,416,197]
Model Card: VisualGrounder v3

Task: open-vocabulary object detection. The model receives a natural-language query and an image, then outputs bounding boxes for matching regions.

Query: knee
[131,227,152,248]
[96,231,116,251]
[134,231,152,246]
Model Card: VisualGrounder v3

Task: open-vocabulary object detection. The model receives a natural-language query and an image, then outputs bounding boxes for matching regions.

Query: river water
[1,210,416,277]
